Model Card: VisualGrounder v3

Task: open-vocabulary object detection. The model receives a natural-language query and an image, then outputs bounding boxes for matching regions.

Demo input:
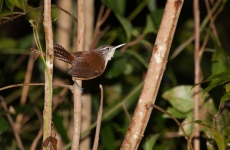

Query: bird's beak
[113,43,126,50]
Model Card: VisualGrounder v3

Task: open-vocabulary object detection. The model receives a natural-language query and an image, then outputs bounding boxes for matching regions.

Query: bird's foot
[74,80,84,93]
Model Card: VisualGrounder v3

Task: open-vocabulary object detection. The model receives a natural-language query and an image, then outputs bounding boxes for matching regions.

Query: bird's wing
[69,51,105,80]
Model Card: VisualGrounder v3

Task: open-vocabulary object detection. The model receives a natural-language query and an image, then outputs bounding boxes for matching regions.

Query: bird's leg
[74,80,84,93]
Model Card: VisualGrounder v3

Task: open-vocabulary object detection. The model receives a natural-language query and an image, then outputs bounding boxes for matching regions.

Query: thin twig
[81,82,143,139]
[30,107,43,150]
[0,83,72,92]
[90,5,111,50]
[15,54,34,138]
[148,104,193,150]
[0,96,25,150]
[92,85,104,150]
[204,0,221,47]
[52,87,68,112]
[212,1,225,19]
[199,34,209,57]
[0,5,77,25]
[9,55,27,73]
[55,5,78,23]
[120,33,145,52]
[122,102,131,121]
[30,127,43,150]
[170,0,223,60]
[94,25,111,47]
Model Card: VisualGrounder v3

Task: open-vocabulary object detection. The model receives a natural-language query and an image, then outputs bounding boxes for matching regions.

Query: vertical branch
[193,0,201,149]
[80,0,94,149]
[15,55,34,132]
[56,0,72,71]
[43,0,54,143]
[71,0,85,149]
[120,0,183,149]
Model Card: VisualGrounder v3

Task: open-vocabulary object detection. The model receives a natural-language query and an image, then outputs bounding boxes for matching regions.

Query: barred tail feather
[54,43,74,64]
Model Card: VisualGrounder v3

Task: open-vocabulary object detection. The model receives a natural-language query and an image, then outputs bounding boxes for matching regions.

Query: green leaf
[153,140,174,150]
[150,9,164,31]
[211,41,228,75]
[201,71,230,83]
[101,0,125,15]
[5,0,14,11]
[143,15,157,35]
[213,109,230,142]
[225,83,230,92]
[142,134,160,150]
[178,111,193,136]
[203,75,230,94]
[207,29,229,75]
[197,71,230,95]
[101,125,115,150]
[199,97,216,124]
[106,57,127,79]
[53,114,69,143]
[0,117,10,134]
[124,63,133,75]
[115,13,132,42]
[219,92,230,108]
[209,109,230,149]
[0,0,3,12]
[163,107,188,119]
[125,50,148,69]
[194,120,225,150]
[162,85,194,113]
[0,37,17,50]
[147,0,157,12]
[8,0,28,11]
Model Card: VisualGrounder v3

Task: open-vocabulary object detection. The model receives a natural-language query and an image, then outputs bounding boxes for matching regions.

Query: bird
[53,43,125,80]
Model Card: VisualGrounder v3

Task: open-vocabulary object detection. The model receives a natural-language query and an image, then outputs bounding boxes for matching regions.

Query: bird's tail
[54,43,74,64]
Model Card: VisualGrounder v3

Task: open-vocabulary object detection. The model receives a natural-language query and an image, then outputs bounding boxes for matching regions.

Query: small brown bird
[53,43,125,80]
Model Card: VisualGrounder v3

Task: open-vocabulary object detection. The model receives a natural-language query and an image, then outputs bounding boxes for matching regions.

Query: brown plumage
[53,43,125,80]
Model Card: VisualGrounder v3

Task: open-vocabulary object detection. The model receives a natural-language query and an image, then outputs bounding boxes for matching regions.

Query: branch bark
[120,0,184,149]
[43,0,54,145]
[56,0,72,71]
[80,0,94,149]
[92,85,103,150]
[193,0,201,149]
[71,0,85,149]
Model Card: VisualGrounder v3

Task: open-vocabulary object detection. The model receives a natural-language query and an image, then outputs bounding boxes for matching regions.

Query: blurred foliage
[0,0,230,149]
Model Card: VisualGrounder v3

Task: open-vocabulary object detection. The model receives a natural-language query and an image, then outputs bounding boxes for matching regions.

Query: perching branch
[71,0,85,149]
